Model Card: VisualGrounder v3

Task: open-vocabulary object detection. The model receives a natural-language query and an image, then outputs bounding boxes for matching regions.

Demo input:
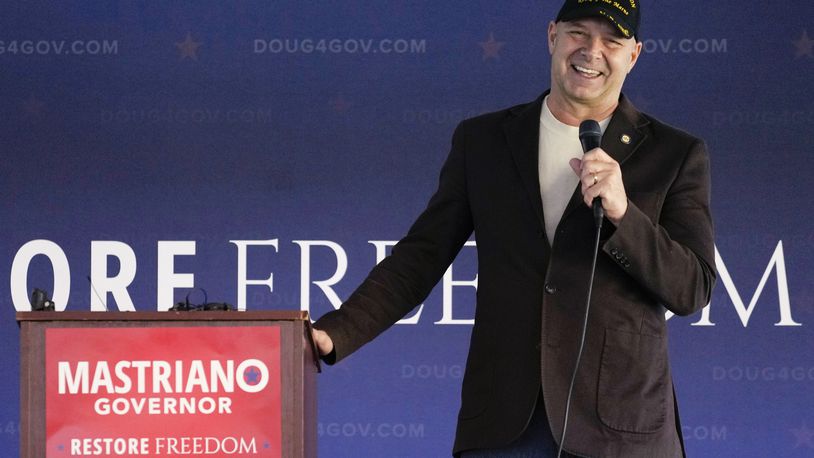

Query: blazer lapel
[559,94,650,223]
[503,94,547,238]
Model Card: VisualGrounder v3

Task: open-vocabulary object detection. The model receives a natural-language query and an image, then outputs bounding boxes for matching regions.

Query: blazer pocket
[597,328,667,433]
[457,358,494,420]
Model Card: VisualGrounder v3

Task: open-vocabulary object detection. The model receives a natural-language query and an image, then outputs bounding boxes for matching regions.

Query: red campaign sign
[45,326,281,457]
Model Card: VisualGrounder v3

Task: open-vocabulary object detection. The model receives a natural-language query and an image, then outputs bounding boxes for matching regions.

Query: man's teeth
[573,65,600,76]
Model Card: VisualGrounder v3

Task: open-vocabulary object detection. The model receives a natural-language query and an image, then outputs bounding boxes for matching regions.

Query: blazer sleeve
[602,138,716,316]
[313,121,474,363]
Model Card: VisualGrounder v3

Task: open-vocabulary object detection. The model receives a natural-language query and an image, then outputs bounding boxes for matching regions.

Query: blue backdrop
[2,1,813,456]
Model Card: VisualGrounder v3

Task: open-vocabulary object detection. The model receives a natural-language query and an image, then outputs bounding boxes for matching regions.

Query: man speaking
[313,1,716,456]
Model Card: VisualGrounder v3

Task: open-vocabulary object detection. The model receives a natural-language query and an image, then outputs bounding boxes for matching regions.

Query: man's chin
[563,88,605,105]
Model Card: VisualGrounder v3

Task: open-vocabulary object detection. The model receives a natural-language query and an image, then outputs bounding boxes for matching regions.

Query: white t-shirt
[538,96,610,244]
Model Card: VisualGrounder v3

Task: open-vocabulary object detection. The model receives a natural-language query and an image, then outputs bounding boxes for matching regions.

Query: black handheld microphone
[578,120,604,228]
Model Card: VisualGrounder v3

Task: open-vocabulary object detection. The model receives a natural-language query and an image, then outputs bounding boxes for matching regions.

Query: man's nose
[580,37,603,59]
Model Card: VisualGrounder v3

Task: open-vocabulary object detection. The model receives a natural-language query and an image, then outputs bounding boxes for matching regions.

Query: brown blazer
[314,93,716,457]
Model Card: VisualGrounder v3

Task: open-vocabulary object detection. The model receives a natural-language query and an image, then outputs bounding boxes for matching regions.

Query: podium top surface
[16,310,310,322]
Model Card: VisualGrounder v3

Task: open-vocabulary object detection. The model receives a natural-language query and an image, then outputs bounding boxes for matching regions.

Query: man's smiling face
[547,17,642,113]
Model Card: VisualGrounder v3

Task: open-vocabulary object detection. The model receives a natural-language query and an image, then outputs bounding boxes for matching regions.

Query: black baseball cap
[556,0,641,40]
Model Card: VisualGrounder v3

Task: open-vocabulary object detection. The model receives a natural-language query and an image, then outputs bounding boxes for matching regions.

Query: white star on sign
[791,423,814,449]
[793,30,814,58]
[176,32,202,60]
[479,32,505,61]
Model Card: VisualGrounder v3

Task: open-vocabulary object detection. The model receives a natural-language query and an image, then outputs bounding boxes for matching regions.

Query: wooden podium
[17,311,319,457]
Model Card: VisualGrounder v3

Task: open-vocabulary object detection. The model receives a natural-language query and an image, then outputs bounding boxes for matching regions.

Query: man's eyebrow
[567,21,628,40]
[565,22,587,30]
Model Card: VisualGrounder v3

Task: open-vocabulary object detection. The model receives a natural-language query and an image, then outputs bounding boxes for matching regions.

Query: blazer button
[610,247,619,255]
[544,283,557,294]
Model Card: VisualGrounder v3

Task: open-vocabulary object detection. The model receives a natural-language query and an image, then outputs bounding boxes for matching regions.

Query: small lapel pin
[620,134,631,144]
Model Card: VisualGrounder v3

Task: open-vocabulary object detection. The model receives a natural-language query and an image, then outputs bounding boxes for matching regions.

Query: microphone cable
[556,214,602,458]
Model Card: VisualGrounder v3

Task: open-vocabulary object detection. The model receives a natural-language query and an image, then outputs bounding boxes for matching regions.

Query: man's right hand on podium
[311,328,334,356]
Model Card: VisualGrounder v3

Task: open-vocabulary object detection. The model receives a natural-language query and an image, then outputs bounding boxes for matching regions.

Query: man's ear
[627,41,643,73]
[548,21,558,55]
